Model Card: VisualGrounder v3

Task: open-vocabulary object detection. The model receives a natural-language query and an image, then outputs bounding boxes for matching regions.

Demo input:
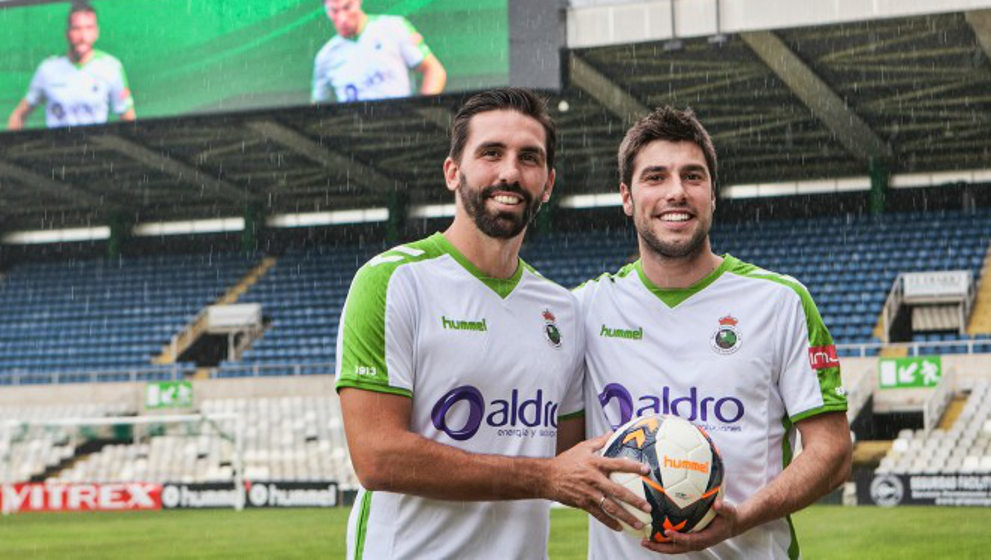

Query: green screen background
[0,0,508,129]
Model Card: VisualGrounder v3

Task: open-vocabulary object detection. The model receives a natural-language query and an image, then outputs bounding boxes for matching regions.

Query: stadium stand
[0,402,133,483]
[43,396,354,486]
[0,253,257,384]
[1,395,354,488]
[525,208,991,351]
[1,209,988,385]
[0,208,988,488]
[875,380,991,475]
[216,246,384,377]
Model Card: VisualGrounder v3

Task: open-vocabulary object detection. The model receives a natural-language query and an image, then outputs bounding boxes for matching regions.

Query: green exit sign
[146,381,193,408]
[878,357,942,389]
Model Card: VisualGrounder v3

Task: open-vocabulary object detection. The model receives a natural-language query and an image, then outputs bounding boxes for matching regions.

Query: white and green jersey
[576,255,846,560]
[24,51,133,128]
[335,232,584,560]
[312,15,431,103]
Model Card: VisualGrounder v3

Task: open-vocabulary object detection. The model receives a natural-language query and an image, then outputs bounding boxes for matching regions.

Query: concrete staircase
[154,256,277,364]
[937,394,968,431]
[967,246,991,335]
[879,345,908,358]
[852,440,891,467]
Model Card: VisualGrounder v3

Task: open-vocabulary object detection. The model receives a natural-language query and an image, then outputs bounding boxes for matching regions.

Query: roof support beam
[568,52,649,124]
[91,135,250,202]
[740,30,892,162]
[244,120,395,193]
[966,10,991,62]
[415,107,452,132]
[0,159,103,206]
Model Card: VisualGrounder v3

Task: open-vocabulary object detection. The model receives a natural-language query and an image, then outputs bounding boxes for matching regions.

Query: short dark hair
[449,87,556,170]
[618,107,718,194]
[67,1,97,26]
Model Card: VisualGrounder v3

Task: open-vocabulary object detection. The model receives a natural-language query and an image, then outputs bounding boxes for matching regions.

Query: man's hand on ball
[544,433,652,531]
[640,498,738,553]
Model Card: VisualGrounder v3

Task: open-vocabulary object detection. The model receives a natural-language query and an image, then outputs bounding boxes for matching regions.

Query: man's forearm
[735,416,851,535]
[355,428,552,501]
[418,56,446,95]
[7,100,31,130]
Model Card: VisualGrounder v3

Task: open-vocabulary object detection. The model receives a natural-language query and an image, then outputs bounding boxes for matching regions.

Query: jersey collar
[429,232,524,299]
[68,49,107,69]
[635,254,737,308]
[340,14,374,42]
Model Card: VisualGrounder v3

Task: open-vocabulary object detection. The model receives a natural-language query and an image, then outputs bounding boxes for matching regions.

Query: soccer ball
[599,414,724,542]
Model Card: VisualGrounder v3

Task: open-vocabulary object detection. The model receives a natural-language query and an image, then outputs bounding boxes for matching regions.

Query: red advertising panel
[0,483,162,513]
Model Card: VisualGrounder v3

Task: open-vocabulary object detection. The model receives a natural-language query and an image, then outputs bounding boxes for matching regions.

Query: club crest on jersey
[711,315,742,355]
[542,309,562,348]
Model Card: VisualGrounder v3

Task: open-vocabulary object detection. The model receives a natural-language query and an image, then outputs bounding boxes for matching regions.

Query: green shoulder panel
[335,237,441,395]
[573,261,638,292]
[398,15,432,59]
[726,257,847,415]
[726,257,834,347]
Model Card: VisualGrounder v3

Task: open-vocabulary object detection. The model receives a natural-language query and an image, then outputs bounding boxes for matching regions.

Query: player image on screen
[312,0,447,103]
[6,1,135,130]
[577,107,852,558]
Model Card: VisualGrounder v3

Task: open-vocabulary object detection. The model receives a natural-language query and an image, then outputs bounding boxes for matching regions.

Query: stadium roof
[1,9,989,232]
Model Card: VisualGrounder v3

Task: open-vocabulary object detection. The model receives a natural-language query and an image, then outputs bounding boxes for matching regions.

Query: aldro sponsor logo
[600,324,643,340]
[710,315,742,354]
[442,316,487,332]
[598,382,744,430]
[431,385,559,440]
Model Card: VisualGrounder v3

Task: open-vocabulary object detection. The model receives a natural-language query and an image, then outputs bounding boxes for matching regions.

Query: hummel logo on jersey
[600,324,643,340]
[442,316,488,332]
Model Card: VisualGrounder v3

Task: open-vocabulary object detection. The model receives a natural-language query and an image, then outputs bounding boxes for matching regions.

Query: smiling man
[312,0,446,103]
[576,107,852,559]
[7,1,135,130]
[335,88,651,559]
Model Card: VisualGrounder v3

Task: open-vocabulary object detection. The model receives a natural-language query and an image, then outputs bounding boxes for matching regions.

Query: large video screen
[0,0,509,130]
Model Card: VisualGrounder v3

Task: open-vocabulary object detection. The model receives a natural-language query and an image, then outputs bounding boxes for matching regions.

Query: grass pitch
[1,505,990,558]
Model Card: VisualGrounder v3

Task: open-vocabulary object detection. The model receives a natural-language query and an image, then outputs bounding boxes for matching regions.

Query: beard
[633,202,710,260]
[457,172,544,239]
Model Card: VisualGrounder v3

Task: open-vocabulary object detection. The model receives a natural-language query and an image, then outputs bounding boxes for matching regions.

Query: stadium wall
[567,0,991,48]
[2,356,990,415]
[843,355,991,414]
[0,375,335,410]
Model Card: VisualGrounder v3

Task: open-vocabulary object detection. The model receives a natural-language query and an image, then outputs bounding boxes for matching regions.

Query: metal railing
[209,362,335,378]
[836,338,991,358]
[0,364,195,385]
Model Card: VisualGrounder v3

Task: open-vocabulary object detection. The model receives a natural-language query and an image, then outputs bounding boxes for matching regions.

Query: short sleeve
[24,63,46,106]
[335,260,415,397]
[311,51,334,103]
[396,17,431,69]
[777,285,847,423]
[109,62,134,114]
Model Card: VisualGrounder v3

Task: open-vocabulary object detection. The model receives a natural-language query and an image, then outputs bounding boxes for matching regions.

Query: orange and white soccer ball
[600,414,725,543]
